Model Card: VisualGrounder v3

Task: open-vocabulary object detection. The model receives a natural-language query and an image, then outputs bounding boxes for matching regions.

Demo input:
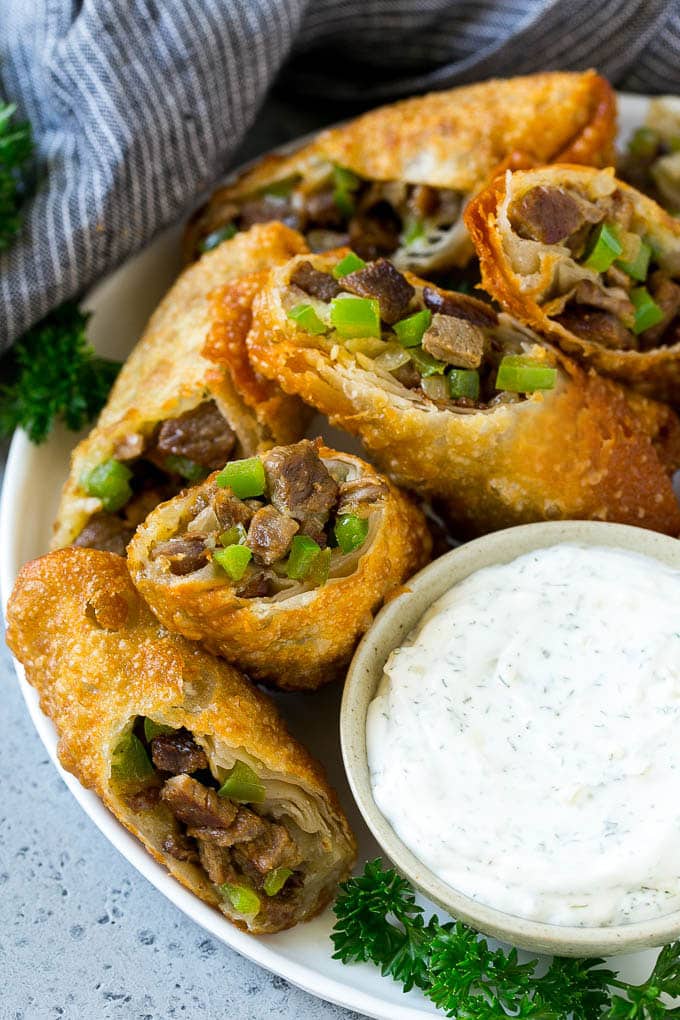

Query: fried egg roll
[465,165,680,401]
[53,223,310,555]
[186,71,615,275]
[245,249,680,537]
[6,549,356,934]
[128,440,431,690]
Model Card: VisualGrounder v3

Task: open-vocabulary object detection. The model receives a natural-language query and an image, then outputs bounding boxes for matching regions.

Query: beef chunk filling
[341,258,415,324]
[336,476,388,515]
[72,513,134,556]
[213,491,255,530]
[151,535,209,575]
[155,401,236,471]
[188,807,267,847]
[263,440,338,519]
[556,307,637,350]
[151,731,209,775]
[509,185,603,245]
[571,280,635,326]
[234,823,302,876]
[290,260,341,302]
[162,832,199,862]
[247,506,299,565]
[197,840,238,885]
[161,774,238,828]
[422,313,485,368]
[349,201,402,260]
[422,285,498,328]
[234,570,275,599]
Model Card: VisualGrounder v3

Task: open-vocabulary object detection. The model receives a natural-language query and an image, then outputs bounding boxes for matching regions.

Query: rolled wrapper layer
[128,441,431,690]
[5,549,356,934]
[52,223,310,554]
[245,249,680,537]
[465,164,680,400]
[186,71,615,274]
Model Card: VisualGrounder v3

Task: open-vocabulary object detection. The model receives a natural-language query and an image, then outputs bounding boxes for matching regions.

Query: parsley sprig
[0,101,33,250]
[332,859,680,1018]
[0,303,121,443]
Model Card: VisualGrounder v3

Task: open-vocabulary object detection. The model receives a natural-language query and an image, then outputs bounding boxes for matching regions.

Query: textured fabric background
[1,0,679,349]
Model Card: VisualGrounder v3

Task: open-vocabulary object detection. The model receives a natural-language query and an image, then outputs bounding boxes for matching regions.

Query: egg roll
[53,223,310,554]
[465,164,680,401]
[245,248,680,537]
[5,548,356,934]
[186,71,615,275]
[128,440,431,690]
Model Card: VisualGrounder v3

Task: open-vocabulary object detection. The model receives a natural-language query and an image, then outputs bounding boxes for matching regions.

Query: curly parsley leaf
[0,101,33,250]
[0,302,121,443]
[332,859,680,1019]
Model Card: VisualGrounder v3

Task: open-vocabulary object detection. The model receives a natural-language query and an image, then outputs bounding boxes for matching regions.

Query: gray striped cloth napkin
[1,0,679,350]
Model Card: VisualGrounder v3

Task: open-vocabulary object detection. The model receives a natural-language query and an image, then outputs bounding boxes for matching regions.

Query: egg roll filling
[148,439,387,594]
[72,400,241,556]
[285,254,559,411]
[619,99,680,215]
[112,717,310,927]
[197,162,469,274]
[502,178,680,353]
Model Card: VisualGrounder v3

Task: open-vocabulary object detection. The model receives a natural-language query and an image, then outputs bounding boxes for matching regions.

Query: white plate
[0,93,662,1017]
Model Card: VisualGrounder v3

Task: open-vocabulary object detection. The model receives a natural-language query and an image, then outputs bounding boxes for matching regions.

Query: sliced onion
[373,343,412,372]
[421,375,449,400]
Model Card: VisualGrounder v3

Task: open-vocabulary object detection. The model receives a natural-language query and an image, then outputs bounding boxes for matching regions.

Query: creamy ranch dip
[366,544,680,927]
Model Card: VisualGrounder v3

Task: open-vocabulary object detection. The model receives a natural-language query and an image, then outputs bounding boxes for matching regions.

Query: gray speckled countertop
[0,95,362,1020]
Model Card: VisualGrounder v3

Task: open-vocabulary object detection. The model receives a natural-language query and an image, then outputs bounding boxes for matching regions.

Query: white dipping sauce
[367,544,680,927]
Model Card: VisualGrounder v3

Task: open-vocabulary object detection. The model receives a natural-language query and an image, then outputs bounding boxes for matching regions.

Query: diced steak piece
[336,476,387,515]
[233,821,302,875]
[187,807,267,847]
[340,258,415,324]
[150,731,209,775]
[556,307,637,350]
[162,832,199,862]
[213,490,255,530]
[155,400,236,471]
[234,569,274,599]
[422,313,485,368]
[349,202,401,260]
[151,535,209,575]
[572,280,635,327]
[197,840,238,885]
[643,271,680,345]
[72,513,134,557]
[296,514,328,548]
[290,260,340,302]
[422,286,498,328]
[247,506,299,565]
[263,440,339,519]
[509,185,603,245]
[161,775,238,829]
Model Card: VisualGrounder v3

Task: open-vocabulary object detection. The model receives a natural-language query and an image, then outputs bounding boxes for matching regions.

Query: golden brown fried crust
[52,223,310,550]
[246,250,680,537]
[185,71,616,255]
[465,164,680,401]
[5,549,356,934]
[127,447,432,690]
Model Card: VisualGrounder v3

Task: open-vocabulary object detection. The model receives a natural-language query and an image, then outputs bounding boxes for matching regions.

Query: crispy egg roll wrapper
[6,549,356,934]
[128,445,431,690]
[245,251,680,537]
[465,165,680,401]
[186,71,615,265]
[53,223,310,550]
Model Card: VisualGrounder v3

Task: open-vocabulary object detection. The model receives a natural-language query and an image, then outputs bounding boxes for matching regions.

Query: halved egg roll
[465,165,680,400]
[186,71,615,275]
[5,548,356,934]
[245,249,680,537]
[52,223,310,555]
[128,440,431,690]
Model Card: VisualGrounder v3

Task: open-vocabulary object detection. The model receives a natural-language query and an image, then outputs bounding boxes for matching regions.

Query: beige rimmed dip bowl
[340,519,680,957]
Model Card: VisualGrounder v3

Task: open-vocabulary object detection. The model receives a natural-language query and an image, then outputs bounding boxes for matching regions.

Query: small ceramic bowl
[341,519,680,957]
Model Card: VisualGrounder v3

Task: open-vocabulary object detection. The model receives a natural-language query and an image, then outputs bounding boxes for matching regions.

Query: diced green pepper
[199,223,237,253]
[334,514,369,554]
[261,175,299,198]
[496,355,557,393]
[306,546,331,587]
[330,296,381,338]
[216,457,266,497]
[402,219,425,246]
[393,309,432,348]
[332,165,360,217]
[263,867,294,897]
[628,127,659,160]
[582,223,623,272]
[287,302,327,335]
[213,544,252,581]
[164,454,208,482]
[143,719,175,742]
[219,523,248,547]
[409,347,446,377]
[111,732,154,784]
[82,459,133,513]
[617,238,652,282]
[286,535,322,580]
[332,252,366,278]
[218,760,266,803]
[220,883,261,917]
[448,369,480,401]
[631,286,665,334]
